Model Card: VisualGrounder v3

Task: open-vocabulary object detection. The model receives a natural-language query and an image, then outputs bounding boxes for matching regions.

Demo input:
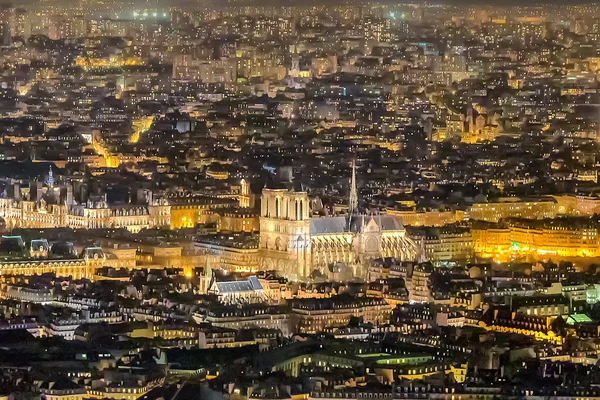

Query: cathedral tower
[47,165,54,187]
[259,188,311,279]
[349,160,358,214]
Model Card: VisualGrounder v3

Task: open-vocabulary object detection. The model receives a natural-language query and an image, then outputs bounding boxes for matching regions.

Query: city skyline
[0,1,597,399]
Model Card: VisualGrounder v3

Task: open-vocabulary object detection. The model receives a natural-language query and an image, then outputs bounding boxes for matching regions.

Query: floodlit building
[259,188,420,280]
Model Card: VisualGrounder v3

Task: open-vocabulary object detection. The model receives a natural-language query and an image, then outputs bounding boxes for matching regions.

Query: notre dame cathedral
[258,165,420,280]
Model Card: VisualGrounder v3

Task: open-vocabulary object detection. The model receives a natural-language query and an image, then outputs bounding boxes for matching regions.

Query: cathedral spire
[47,165,54,187]
[349,160,358,214]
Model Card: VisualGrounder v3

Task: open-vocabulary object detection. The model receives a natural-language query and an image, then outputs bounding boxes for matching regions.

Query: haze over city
[0,0,598,399]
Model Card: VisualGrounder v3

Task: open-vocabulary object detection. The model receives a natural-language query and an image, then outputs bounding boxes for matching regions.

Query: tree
[348,316,362,328]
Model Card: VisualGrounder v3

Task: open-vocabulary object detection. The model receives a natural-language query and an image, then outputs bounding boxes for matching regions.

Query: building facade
[472,217,600,261]
[0,180,251,233]
[259,189,420,280]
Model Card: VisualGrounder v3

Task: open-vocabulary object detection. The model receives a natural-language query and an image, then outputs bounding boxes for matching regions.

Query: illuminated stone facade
[217,210,259,233]
[135,243,204,277]
[0,245,105,279]
[259,189,420,280]
[194,241,259,273]
[469,198,558,222]
[0,197,171,233]
[289,295,392,334]
[553,194,600,215]
[386,209,462,227]
[388,195,600,227]
[0,184,252,233]
[472,217,600,262]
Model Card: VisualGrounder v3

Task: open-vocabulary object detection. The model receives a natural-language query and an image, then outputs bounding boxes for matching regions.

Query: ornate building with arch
[259,188,420,280]
[0,239,105,280]
[0,176,251,233]
[0,166,255,233]
[0,197,171,233]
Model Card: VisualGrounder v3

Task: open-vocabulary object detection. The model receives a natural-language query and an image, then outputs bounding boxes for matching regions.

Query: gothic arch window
[275,198,280,218]
[295,200,299,220]
[299,200,304,219]
[265,197,269,217]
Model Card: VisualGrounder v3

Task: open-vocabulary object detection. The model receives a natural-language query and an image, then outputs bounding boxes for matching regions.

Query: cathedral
[258,166,420,280]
